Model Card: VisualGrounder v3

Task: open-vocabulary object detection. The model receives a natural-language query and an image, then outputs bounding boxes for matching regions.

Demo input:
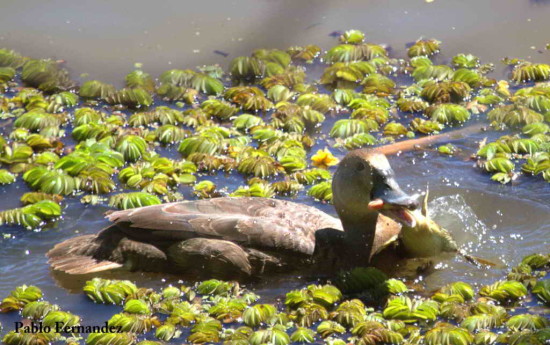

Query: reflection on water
[0,0,549,85]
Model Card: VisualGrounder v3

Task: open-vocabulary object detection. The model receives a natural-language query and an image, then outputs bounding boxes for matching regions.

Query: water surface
[0,0,549,335]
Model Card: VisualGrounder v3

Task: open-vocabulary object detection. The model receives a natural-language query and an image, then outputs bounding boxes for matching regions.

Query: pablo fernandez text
[14,321,122,334]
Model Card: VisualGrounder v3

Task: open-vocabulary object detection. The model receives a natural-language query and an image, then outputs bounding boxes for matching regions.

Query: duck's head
[332,149,418,228]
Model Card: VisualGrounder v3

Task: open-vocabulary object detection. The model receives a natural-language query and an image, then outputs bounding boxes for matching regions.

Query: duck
[398,188,458,258]
[398,188,496,267]
[47,148,420,279]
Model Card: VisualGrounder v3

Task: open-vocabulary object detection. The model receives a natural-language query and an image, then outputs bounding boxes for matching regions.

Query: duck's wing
[107,197,343,255]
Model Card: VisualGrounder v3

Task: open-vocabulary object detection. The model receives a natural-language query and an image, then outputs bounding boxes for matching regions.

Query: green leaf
[425,323,473,345]
[80,80,116,99]
[532,280,550,305]
[290,328,315,343]
[484,157,515,173]
[479,280,527,303]
[0,169,16,184]
[108,192,161,210]
[83,278,138,305]
[124,299,151,315]
[506,314,548,331]
[408,39,441,58]
[426,103,470,124]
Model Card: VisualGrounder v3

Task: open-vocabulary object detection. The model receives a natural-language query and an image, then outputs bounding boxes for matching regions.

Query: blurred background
[0,0,549,85]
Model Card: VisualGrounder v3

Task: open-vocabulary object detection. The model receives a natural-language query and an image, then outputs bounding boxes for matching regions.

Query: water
[0,0,549,84]
[1,0,550,335]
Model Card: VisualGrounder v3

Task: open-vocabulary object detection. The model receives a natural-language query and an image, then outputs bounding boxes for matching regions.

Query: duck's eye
[356,162,365,171]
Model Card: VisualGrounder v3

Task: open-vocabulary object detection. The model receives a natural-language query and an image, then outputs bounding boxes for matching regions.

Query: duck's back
[108,197,343,255]
[47,197,343,277]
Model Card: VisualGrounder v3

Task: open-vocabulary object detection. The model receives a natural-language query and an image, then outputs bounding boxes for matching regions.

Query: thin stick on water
[373,123,486,156]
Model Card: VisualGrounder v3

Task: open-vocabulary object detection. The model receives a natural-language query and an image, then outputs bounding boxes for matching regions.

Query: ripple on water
[421,191,549,290]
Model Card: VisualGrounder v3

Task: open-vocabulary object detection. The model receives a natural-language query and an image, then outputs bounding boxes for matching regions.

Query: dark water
[1,0,550,335]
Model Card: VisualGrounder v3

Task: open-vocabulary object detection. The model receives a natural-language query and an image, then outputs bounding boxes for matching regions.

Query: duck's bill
[379,207,417,227]
[367,180,419,227]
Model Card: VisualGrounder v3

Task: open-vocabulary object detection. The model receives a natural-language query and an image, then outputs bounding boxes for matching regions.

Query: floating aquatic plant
[84,278,138,305]
[409,118,444,134]
[488,104,544,128]
[0,200,62,229]
[157,84,198,102]
[412,65,454,82]
[511,63,550,83]
[237,154,282,178]
[334,132,378,150]
[242,304,277,327]
[532,280,550,305]
[230,56,266,81]
[115,135,148,162]
[155,124,188,145]
[126,69,155,92]
[307,181,332,202]
[383,122,409,137]
[0,285,43,312]
[201,99,239,120]
[87,332,136,345]
[178,134,224,158]
[106,87,153,108]
[262,68,306,91]
[0,169,15,184]
[287,45,321,63]
[0,66,15,83]
[426,103,471,124]
[437,144,457,155]
[484,157,515,173]
[339,30,365,44]
[21,59,73,92]
[330,119,377,138]
[321,62,376,89]
[3,331,59,345]
[108,192,162,210]
[21,301,59,320]
[479,280,528,304]
[325,43,387,64]
[397,97,429,113]
[452,54,480,69]
[20,192,63,205]
[383,296,439,323]
[424,323,473,345]
[0,48,26,68]
[14,109,64,132]
[225,86,274,112]
[80,80,117,99]
[23,166,77,195]
[362,74,395,96]
[159,69,223,95]
[408,39,441,58]
[452,68,483,88]
[421,81,471,104]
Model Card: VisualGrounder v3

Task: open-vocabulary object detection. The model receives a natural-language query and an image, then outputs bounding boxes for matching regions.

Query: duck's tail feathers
[458,250,498,268]
[46,235,123,274]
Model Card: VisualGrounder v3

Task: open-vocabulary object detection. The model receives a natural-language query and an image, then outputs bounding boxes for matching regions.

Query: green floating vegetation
[108,192,162,210]
[0,199,61,229]
[408,39,441,58]
[0,32,549,237]
[1,253,547,345]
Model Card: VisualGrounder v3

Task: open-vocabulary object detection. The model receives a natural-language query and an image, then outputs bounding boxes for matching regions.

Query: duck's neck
[340,212,380,262]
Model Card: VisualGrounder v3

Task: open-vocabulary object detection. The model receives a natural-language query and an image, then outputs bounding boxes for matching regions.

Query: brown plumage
[47,149,419,278]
